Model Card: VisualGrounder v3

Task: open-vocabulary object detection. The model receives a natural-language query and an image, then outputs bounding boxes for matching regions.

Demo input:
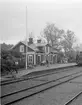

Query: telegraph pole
[26,6,28,70]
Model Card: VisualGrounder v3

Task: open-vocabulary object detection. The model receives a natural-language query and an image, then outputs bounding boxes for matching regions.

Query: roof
[22,41,39,51]
[10,40,58,53]
[36,43,51,47]
[10,41,38,51]
[10,41,22,50]
[29,44,39,51]
[36,43,46,47]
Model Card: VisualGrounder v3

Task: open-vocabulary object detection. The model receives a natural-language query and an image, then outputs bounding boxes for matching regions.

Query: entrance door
[28,55,33,64]
[53,55,56,63]
[37,55,41,65]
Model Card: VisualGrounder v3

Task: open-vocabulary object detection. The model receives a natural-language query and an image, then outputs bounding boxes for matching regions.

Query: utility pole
[26,6,28,70]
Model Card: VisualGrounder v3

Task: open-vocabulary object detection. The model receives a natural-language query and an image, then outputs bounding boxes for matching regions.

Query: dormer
[36,39,44,52]
[45,44,51,54]
[37,39,41,43]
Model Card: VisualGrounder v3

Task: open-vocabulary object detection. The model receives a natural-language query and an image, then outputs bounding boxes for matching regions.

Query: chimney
[37,39,41,43]
[28,37,33,45]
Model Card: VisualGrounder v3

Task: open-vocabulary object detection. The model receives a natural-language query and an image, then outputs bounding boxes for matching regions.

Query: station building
[10,38,58,66]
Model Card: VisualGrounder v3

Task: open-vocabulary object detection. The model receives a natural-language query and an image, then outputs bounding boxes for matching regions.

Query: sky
[0,0,82,45]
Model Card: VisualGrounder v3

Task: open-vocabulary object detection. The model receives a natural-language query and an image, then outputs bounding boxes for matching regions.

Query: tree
[1,48,26,75]
[57,51,65,63]
[43,23,63,49]
[1,50,15,73]
[41,23,77,62]
[1,43,13,51]
[61,30,76,62]
[1,49,20,74]
[62,30,76,51]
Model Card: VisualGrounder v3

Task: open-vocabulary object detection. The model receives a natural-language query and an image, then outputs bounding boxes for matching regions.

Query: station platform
[1,63,77,81]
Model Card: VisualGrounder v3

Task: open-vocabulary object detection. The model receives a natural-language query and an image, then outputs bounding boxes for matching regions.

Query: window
[80,51,82,56]
[45,46,49,53]
[48,47,50,53]
[50,55,53,61]
[46,46,48,53]
[20,45,24,52]
[28,55,33,63]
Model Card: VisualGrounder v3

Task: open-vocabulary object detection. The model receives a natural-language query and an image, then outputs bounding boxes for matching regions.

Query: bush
[1,50,18,74]
[1,49,26,75]
[18,60,25,69]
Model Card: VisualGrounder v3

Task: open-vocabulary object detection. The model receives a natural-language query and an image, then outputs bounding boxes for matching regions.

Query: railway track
[1,66,78,86]
[1,69,82,105]
[64,91,82,105]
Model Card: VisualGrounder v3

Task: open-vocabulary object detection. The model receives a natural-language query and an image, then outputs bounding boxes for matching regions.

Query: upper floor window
[20,45,24,52]
[45,46,49,53]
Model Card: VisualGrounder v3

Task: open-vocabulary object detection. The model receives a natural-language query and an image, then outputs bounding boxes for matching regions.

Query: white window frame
[46,46,48,53]
[45,46,49,53]
[38,55,41,62]
[48,46,50,53]
[20,45,24,52]
[28,55,33,64]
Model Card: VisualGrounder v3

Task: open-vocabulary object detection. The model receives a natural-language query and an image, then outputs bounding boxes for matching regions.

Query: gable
[11,42,35,53]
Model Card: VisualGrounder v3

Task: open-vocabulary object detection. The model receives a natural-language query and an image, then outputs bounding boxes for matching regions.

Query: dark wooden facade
[11,40,58,66]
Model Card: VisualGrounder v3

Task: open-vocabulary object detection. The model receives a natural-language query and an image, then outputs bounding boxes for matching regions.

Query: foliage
[57,51,65,63]
[60,30,76,62]
[43,23,63,49]
[66,50,76,62]
[1,50,16,73]
[1,49,25,74]
[42,23,77,63]
[61,30,76,52]
[1,43,13,51]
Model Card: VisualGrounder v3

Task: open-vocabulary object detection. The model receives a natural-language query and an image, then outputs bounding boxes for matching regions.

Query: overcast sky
[0,0,82,45]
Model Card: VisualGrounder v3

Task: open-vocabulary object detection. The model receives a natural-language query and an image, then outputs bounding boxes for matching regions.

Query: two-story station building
[10,37,58,66]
